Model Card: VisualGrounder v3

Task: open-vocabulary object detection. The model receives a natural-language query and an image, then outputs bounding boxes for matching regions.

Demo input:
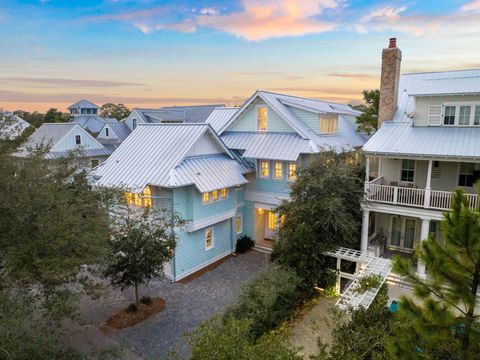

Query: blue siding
[228,99,294,133]
[243,201,255,240]
[174,219,233,278]
[192,187,236,221]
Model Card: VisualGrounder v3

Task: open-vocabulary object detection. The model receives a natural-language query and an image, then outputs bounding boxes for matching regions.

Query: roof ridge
[138,123,208,127]
[402,68,480,76]
[258,89,353,107]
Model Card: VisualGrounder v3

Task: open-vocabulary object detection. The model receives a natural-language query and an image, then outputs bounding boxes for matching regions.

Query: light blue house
[68,100,118,134]
[93,91,366,280]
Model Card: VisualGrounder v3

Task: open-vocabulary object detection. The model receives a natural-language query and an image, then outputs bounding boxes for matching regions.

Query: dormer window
[75,135,81,145]
[319,114,338,134]
[441,103,480,126]
[257,106,267,131]
[105,127,109,137]
[443,106,455,125]
[132,118,137,130]
[475,106,480,125]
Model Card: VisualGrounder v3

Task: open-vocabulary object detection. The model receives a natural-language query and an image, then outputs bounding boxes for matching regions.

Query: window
[235,216,242,234]
[75,134,81,145]
[132,118,137,130]
[133,193,142,206]
[205,228,214,250]
[202,192,210,203]
[124,192,133,204]
[475,106,480,126]
[459,163,475,187]
[401,159,415,182]
[142,186,152,207]
[91,159,99,168]
[459,106,471,125]
[267,211,277,230]
[92,109,97,114]
[260,160,269,178]
[443,106,456,125]
[105,127,109,137]
[257,106,267,131]
[221,188,228,199]
[274,161,283,179]
[288,162,297,181]
[212,190,219,201]
[319,114,338,134]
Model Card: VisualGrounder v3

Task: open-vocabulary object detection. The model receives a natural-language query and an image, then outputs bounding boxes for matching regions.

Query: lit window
[288,162,297,180]
[133,193,142,206]
[443,106,456,125]
[91,159,99,168]
[75,135,82,145]
[257,107,267,131]
[475,106,480,126]
[319,114,338,134]
[268,211,277,230]
[235,216,242,234]
[459,163,475,187]
[212,190,219,201]
[221,188,228,199]
[205,228,214,250]
[274,161,283,179]
[202,192,210,203]
[124,192,132,204]
[260,160,269,178]
[459,106,471,125]
[401,159,415,182]
[142,186,152,207]
[105,127,109,137]
[280,214,286,227]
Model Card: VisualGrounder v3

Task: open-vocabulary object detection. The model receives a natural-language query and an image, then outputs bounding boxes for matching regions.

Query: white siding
[185,132,225,157]
[414,95,480,126]
[52,127,104,151]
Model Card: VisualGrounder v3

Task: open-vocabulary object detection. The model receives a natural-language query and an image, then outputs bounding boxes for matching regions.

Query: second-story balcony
[365,176,480,211]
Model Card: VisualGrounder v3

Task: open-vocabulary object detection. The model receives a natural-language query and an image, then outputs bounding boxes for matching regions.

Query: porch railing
[365,177,479,211]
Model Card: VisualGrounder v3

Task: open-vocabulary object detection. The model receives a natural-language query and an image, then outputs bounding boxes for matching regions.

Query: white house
[361,38,480,279]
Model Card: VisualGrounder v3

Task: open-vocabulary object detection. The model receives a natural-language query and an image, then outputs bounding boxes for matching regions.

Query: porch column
[361,209,370,253]
[424,160,433,209]
[416,218,430,279]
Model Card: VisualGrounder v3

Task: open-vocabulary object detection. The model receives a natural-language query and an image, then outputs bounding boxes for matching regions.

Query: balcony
[365,177,480,211]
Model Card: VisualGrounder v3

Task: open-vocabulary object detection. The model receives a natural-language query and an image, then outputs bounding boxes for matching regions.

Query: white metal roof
[205,107,239,133]
[104,122,132,141]
[72,116,118,134]
[45,147,113,159]
[363,121,480,159]
[173,154,249,192]
[68,99,99,110]
[94,123,246,193]
[161,104,225,123]
[407,69,480,97]
[221,131,316,161]
[22,123,77,149]
[0,112,31,140]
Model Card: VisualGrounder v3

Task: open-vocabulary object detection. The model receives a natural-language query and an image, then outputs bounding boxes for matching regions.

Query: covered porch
[252,205,280,252]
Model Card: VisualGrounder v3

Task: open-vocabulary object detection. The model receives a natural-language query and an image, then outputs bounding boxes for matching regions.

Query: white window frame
[457,162,476,188]
[75,134,82,145]
[105,127,109,137]
[132,118,137,130]
[205,227,214,250]
[202,192,210,204]
[235,215,242,234]
[400,159,415,183]
[319,113,338,134]
[256,105,268,131]
[274,161,283,180]
[288,162,297,181]
[442,102,480,126]
[259,160,270,178]
[221,188,228,199]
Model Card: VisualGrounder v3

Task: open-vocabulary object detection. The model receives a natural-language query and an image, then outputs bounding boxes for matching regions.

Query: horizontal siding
[174,219,232,278]
[415,95,480,126]
[54,127,103,151]
[243,201,255,240]
[228,98,294,133]
[192,187,237,221]
[288,106,319,133]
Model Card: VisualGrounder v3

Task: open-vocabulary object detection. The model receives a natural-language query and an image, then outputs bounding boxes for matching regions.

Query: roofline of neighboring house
[402,68,480,76]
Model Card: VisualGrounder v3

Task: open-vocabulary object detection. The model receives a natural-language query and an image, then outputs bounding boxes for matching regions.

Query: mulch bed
[100,297,166,332]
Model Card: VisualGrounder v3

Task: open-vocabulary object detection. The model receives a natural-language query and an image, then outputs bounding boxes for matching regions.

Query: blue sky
[1,0,480,111]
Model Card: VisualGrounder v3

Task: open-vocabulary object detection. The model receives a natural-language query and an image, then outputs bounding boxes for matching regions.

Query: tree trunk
[134,282,139,306]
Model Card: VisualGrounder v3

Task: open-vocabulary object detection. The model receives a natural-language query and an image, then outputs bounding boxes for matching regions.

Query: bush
[126,303,138,313]
[188,316,302,360]
[224,265,301,339]
[236,235,254,253]
[140,296,152,305]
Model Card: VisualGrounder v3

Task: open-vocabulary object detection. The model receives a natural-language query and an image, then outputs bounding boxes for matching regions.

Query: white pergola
[325,247,392,311]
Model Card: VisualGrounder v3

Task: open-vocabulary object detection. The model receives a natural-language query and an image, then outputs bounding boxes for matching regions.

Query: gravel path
[73,251,269,359]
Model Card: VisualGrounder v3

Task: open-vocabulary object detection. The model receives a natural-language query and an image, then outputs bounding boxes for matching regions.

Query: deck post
[361,209,370,253]
[424,160,433,209]
[364,157,370,193]
[416,218,430,279]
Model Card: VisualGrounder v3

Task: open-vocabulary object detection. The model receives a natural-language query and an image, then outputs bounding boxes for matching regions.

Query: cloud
[199,8,219,16]
[0,77,144,88]
[461,0,480,11]
[328,73,378,81]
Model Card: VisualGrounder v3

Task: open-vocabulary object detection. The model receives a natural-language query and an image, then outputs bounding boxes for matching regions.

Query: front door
[265,211,277,239]
[389,216,416,251]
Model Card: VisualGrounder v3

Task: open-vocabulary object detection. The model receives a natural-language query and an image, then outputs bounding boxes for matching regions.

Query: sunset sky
[1,0,480,112]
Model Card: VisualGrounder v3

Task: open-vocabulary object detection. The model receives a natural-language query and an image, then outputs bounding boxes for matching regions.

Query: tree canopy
[100,103,130,120]
[353,89,379,135]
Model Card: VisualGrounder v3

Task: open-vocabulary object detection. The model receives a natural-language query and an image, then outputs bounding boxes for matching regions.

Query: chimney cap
[388,38,397,48]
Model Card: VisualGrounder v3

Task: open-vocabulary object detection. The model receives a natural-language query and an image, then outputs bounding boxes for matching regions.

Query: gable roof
[205,107,239,132]
[101,122,132,141]
[0,112,31,140]
[160,104,225,123]
[363,121,480,160]
[133,108,185,123]
[72,116,118,134]
[68,99,99,110]
[94,123,249,193]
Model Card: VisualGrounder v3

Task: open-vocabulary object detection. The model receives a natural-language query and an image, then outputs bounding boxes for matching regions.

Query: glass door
[265,211,277,239]
[390,216,416,251]
[403,218,416,250]
[390,217,401,247]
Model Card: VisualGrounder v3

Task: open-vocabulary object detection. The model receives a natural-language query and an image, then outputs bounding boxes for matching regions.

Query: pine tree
[390,189,480,359]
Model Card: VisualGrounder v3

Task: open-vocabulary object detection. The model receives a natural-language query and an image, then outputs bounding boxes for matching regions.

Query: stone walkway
[74,251,270,359]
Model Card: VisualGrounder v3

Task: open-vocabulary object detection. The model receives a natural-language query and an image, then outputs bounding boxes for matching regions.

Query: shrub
[188,316,302,360]
[224,265,301,339]
[140,296,152,305]
[236,235,254,253]
[126,303,138,313]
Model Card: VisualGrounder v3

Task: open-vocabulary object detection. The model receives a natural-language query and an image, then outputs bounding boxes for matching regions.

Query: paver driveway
[76,250,270,359]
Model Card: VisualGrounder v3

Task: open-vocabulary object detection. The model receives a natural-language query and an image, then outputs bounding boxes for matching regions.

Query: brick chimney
[378,38,402,128]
